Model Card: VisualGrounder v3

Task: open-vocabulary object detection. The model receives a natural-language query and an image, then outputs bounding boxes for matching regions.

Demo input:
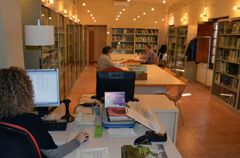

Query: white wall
[0,0,24,68]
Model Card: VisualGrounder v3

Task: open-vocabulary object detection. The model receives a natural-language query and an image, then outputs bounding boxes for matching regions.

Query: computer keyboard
[43,119,67,131]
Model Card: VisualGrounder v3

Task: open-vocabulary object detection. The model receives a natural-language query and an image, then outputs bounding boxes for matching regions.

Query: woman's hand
[75,132,89,144]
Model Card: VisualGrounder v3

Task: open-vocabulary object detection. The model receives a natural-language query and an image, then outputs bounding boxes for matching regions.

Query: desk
[64,106,181,158]
[122,65,186,94]
[111,54,146,63]
[49,95,181,158]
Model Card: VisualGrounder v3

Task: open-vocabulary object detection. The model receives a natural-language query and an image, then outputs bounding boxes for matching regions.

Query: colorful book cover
[122,144,168,158]
[107,107,127,117]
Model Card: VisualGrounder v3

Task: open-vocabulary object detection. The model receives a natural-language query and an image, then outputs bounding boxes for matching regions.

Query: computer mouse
[83,136,89,143]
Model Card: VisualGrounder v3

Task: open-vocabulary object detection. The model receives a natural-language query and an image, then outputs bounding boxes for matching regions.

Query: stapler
[134,130,167,145]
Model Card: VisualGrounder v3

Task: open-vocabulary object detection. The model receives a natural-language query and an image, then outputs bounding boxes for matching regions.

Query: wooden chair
[165,77,188,125]
[154,58,158,65]
[164,68,177,92]
[94,63,98,70]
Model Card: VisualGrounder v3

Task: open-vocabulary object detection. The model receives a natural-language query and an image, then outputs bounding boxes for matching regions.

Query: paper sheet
[107,128,136,139]
[77,147,109,158]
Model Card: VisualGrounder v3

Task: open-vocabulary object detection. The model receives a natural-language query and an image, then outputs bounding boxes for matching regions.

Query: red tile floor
[67,64,240,158]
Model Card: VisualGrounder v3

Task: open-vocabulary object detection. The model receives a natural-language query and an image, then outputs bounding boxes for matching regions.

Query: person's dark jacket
[186,38,197,61]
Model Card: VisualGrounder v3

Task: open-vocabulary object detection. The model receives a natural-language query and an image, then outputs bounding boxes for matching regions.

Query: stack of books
[127,65,147,80]
[121,144,168,158]
[107,107,132,122]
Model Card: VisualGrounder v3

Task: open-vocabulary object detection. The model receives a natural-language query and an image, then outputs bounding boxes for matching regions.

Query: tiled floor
[67,64,240,158]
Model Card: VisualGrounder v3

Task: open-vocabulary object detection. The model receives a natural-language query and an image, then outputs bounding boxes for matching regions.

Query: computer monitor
[26,69,60,115]
[96,71,135,102]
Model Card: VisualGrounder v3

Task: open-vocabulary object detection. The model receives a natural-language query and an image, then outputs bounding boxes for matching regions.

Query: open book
[125,102,161,132]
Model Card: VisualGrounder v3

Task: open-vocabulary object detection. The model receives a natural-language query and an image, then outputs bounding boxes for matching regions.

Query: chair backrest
[94,63,98,70]
[154,58,157,65]
[102,67,124,71]
[0,122,42,158]
[164,67,176,77]
[176,77,188,100]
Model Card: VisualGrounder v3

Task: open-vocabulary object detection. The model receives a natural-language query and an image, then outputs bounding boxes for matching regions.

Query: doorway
[87,25,107,62]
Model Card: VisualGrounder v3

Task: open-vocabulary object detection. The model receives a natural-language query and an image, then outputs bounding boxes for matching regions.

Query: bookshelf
[22,3,86,100]
[111,28,158,55]
[166,25,197,78]
[80,25,84,72]
[135,28,158,55]
[211,17,240,114]
[59,14,66,100]
[84,26,88,67]
[111,28,135,54]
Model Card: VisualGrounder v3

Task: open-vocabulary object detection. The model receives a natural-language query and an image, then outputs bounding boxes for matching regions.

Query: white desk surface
[64,108,181,158]
[111,54,140,60]
[121,65,186,87]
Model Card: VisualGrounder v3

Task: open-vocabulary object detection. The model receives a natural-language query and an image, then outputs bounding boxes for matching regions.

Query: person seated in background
[0,67,89,158]
[140,43,156,64]
[97,46,125,71]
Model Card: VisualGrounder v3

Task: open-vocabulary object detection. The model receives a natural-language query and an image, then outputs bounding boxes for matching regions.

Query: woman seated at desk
[0,67,89,158]
[97,46,126,71]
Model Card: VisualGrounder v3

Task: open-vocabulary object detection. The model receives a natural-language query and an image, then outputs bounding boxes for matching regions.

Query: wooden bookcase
[111,28,135,54]
[111,28,158,55]
[166,25,197,78]
[135,28,158,55]
[22,2,87,100]
[211,17,240,114]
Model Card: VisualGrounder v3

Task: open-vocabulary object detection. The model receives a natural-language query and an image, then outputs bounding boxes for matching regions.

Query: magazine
[121,144,168,158]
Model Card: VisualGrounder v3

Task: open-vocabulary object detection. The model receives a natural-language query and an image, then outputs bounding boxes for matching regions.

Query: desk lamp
[25,19,54,68]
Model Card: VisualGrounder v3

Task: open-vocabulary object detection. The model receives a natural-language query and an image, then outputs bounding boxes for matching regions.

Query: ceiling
[74,0,218,18]
[75,0,189,18]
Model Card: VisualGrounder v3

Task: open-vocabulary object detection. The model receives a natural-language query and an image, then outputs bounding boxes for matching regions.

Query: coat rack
[188,36,211,91]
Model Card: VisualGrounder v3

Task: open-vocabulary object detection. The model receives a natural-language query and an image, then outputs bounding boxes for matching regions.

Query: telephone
[134,130,167,145]
[71,111,96,132]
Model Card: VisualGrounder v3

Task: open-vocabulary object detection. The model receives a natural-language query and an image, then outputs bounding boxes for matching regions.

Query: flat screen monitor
[96,71,135,102]
[26,69,60,108]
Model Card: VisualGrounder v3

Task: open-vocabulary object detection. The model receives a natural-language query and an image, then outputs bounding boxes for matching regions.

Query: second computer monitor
[26,69,60,108]
[96,71,135,102]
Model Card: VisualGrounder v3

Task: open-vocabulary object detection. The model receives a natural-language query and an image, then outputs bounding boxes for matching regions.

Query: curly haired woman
[0,67,89,158]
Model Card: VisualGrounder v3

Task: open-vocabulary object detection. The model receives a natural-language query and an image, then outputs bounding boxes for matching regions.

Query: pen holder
[92,104,100,115]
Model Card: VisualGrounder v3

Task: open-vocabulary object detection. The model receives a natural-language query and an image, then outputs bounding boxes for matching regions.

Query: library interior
[1,0,240,158]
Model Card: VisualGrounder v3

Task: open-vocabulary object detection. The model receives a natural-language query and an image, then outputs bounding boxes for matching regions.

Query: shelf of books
[167,27,177,72]
[166,25,197,78]
[76,24,81,78]
[80,25,84,72]
[211,17,240,114]
[111,28,134,54]
[59,15,65,100]
[84,26,88,67]
[135,28,158,55]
